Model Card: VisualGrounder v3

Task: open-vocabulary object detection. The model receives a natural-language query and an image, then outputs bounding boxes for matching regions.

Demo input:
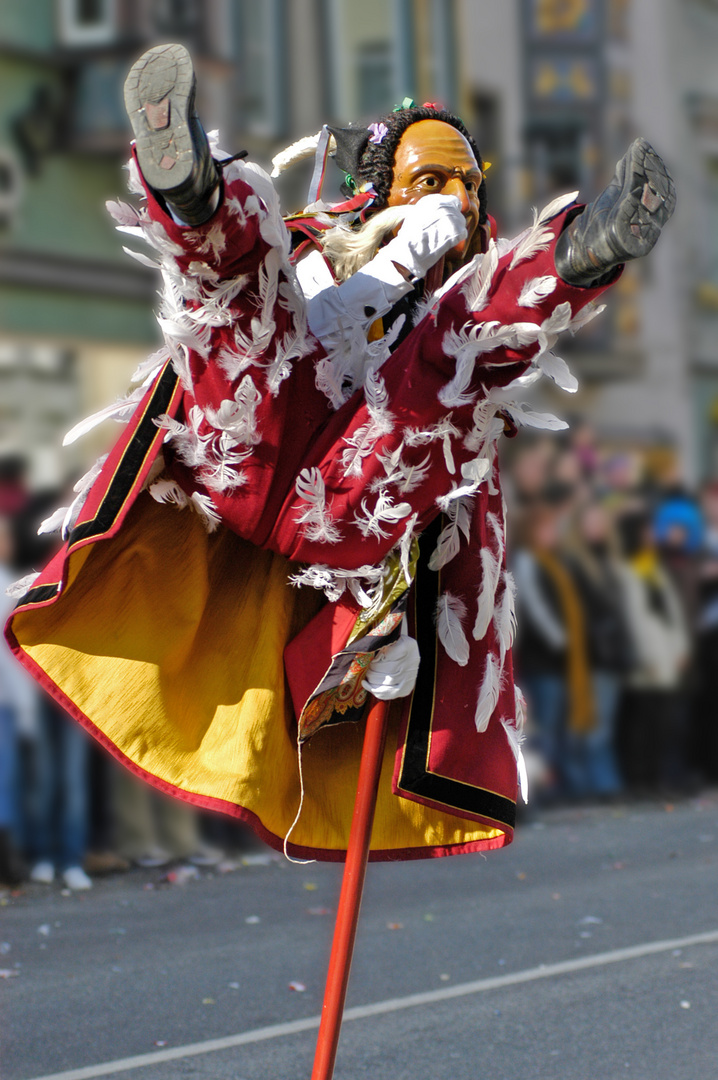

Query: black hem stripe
[397,516,516,829]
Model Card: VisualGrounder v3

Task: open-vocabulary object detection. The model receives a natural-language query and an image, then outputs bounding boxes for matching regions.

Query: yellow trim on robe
[13,493,505,856]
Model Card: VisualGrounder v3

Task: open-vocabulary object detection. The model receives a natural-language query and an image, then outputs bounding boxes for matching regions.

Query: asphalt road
[3,793,718,1080]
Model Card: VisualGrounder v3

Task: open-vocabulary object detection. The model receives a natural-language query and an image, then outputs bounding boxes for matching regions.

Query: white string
[283,736,316,864]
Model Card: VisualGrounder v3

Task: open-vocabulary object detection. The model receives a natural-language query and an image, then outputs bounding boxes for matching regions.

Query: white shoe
[135,846,172,868]
[62,866,92,891]
[30,860,55,884]
[188,843,224,867]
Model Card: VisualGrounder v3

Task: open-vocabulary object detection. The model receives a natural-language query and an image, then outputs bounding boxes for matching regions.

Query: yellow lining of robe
[13,493,505,856]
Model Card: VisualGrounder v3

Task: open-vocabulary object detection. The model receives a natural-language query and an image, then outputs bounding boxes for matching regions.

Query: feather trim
[535,351,578,393]
[399,512,419,586]
[288,561,384,606]
[295,468,342,544]
[461,240,499,313]
[190,491,222,532]
[501,716,524,761]
[63,387,146,446]
[509,224,554,270]
[570,301,607,334]
[341,369,394,478]
[354,490,412,540]
[475,653,501,733]
[428,496,473,571]
[436,592,471,667]
[536,190,579,225]
[494,571,517,662]
[404,415,462,475]
[149,478,190,510]
[5,571,40,599]
[514,683,527,731]
[518,274,557,308]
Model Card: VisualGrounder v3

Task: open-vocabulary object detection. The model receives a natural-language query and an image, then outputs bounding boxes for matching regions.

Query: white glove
[381,194,467,281]
[362,633,421,701]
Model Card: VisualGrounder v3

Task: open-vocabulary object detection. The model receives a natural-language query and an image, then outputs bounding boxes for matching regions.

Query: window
[237,0,287,137]
[357,42,394,117]
[57,0,118,46]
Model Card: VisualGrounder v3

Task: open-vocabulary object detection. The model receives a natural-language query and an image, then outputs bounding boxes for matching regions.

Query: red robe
[5,156,614,860]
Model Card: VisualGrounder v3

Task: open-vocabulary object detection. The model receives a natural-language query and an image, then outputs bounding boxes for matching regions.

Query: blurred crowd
[507,422,718,811]
[0,455,254,889]
[3,421,718,887]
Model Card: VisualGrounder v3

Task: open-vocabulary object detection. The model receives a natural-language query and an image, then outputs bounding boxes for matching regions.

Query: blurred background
[1,0,718,890]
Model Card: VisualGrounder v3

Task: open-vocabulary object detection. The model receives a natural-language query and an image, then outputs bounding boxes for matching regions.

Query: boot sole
[608,137,676,260]
[124,43,197,196]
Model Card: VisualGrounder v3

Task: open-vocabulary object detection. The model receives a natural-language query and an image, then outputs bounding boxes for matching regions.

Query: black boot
[555,137,676,287]
[124,43,220,227]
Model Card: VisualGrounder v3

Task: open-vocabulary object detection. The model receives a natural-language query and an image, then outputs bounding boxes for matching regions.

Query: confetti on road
[228,982,240,990]
[680,1001,691,1009]
[245,915,261,924]
[241,854,274,866]
[307,907,331,916]
[288,981,306,992]
[154,1041,167,1047]
[0,969,18,979]
[0,943,10,955]
[166,866,199,885]
[37,925,50,937]
[580,916,603,925]
[386,922,404,930]
[202,998,215,1005]
[303,883,318,891]
[439,973,450,981]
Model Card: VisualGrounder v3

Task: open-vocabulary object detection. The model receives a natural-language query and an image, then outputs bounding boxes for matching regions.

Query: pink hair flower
[368,122,388,145]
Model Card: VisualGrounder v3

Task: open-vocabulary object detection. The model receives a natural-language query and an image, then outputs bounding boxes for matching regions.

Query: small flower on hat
[422,101,445,110]
[368,122,388,144]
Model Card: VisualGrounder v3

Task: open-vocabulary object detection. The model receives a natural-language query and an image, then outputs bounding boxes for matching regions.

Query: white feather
[354,491,412,540]
[149,478,190,509]
[121,246,160,270]
[436,593,471,667]
[461,241,499,313]
[5,571,40,599]
[37,506,70,536]
[536,190,579,225]
[536,351,578,393]
[190,491,222,532]
[494,572,517,662]
[63,388,146,445]
[475,653,501,733]
[428,496,473,571]
[295,468,342,544]
[504,402,568,431]
[570,301,607,334]
[518,275,557,308]
[106,199,141,226]
[509,225,554,270]
[514,683,527,731]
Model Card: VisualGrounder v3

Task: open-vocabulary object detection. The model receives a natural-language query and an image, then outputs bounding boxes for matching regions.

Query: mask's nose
[443,175,470,214]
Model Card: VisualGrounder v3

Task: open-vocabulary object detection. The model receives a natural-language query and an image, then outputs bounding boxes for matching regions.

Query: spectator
[615,510,690,796]
[0,516,34,884]
[563,501,633,799]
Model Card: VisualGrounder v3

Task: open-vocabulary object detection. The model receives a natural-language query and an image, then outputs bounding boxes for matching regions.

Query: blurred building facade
[1,0,717,490]
[0,0,462,493]
[461,0,718,483]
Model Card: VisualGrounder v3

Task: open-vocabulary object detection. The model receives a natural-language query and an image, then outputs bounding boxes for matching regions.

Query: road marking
[26,928,718,1080]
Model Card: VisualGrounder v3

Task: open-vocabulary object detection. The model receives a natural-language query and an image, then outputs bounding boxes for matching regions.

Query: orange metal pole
[310,696,391,1080]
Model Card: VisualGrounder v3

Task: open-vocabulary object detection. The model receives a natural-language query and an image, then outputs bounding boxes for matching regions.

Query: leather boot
[555,137,676,287]
[124,43,220,227]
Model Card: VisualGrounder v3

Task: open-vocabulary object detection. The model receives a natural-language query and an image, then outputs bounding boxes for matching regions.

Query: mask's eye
[465,180,478,194]
[419,175,440,189]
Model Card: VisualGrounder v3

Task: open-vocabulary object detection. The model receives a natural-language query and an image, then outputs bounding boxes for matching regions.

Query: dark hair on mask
[356,106,488,225]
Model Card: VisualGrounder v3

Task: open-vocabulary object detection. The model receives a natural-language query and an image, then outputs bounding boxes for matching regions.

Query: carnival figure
[4,41,675,1078]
